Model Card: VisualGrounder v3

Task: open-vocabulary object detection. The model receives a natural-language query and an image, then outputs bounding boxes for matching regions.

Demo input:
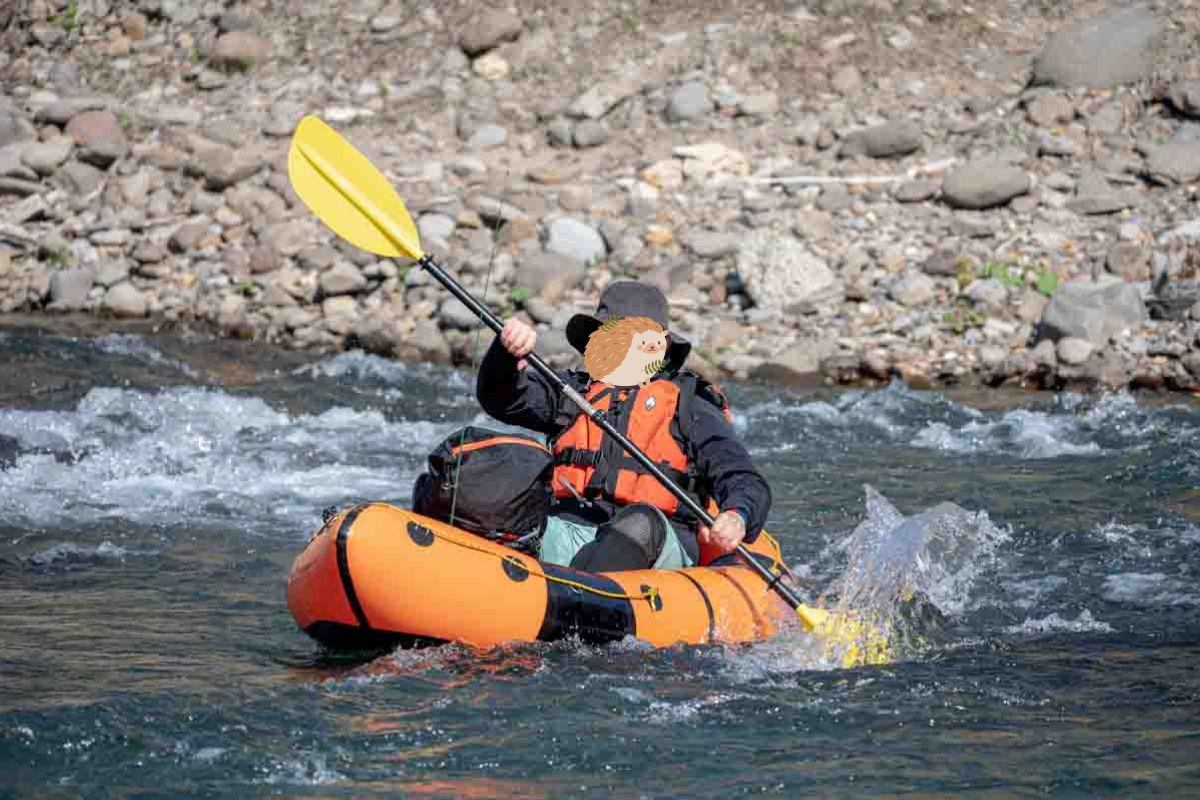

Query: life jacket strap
[554,447,604,467]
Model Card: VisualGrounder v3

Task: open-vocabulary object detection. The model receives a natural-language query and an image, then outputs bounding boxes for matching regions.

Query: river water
[1,323,1198,798]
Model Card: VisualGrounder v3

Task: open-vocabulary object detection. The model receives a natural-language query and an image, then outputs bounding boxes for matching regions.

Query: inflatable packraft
[287,503,798,650]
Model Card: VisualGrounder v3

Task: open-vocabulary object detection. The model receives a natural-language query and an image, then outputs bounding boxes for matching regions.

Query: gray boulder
[737,228,843,315]
[567,74,642,120]
[545,217,606,264]
[942,160,1030,209]
[573,120,609,148]
[685,231,740,259]
[966,279,1009,309]
[1031,6,1163,89]
[20,137,73,176]
[404,319,452,365]
[102,283,148,318]
[1068,187,1138,216]
[890,271,936,306]
[49,268,96,311]
[1056,337,1094,366]
[750,339,837,385]
[438,296,481,331]
[1167,81,1200,119]
[1160,219,1200,246]
[1039,276,1147,344]
[666,82,713,122]
[894,179,939,203]
[417,212,456,242]
[35,98,107,126]
[1026,93,1075,127]
[0,106,34,149]
[319,261,368,296]
[514,251,587,291]
[459,9,522,56]
[1144,141,1200,185]
[840,119,924,159]
[467,124,507,150]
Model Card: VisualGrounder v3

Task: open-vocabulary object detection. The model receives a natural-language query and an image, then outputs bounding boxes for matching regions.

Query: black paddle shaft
[418,255,805,611]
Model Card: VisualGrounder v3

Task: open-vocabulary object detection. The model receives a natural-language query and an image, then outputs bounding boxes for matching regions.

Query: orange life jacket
[551,373,731,523]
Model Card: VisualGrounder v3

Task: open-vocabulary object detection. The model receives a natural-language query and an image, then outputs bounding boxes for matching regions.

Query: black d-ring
[407,521,434,547]
[503,556,530,582]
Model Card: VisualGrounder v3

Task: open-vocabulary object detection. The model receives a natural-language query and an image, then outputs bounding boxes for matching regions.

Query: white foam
[734,383,1182,461]
[261,754,344,786]
[911,410,1101,459]
[25,541,144,567]
[715,626,846,682]
[643,691,745,724]
[0,386,470,534]
[1005,609,1113,635]
[997,575,1069,609]
[1102,573,1196,607]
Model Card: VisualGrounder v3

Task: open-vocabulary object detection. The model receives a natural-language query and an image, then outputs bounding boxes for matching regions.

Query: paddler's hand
[698,510,746,555]
[499,318,537,370]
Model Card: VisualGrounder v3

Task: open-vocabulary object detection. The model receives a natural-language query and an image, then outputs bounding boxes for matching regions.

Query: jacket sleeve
[686,398,772,543]
[475,337,567,437]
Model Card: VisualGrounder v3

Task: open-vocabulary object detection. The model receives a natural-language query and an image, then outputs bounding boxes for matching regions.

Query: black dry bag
[412,426,552,550]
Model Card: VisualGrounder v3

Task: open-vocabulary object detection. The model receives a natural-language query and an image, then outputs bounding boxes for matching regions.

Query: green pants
[538,510,695,570]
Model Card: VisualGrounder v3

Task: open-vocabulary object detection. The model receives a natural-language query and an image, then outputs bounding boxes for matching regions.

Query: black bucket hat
[565,281,691,368]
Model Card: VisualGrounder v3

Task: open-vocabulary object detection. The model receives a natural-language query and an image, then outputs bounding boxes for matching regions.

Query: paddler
[476,280,772,572]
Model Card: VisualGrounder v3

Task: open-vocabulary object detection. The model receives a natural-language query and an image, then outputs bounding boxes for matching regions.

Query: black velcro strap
[555,447,603,467]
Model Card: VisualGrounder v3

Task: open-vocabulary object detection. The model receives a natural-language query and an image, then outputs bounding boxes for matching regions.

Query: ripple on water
[24,541,154,570]
[294,350,473,392]
[91,334,201,378]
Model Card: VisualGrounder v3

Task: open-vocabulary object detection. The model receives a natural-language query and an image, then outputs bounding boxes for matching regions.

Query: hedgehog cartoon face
[633,329,667,356]
[583,316,671,388]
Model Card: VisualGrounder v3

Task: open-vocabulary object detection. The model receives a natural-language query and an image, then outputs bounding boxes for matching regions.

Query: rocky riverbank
[1,0,1199,393]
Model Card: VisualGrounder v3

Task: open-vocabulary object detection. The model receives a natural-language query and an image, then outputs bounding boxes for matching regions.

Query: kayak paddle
[286,115,891,667]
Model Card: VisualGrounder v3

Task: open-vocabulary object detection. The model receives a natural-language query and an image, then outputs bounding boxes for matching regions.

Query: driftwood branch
[743,157,959,186]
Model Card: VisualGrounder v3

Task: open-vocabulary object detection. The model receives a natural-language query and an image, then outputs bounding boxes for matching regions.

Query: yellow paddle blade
[287,115,424,260]
[797,604,893,668]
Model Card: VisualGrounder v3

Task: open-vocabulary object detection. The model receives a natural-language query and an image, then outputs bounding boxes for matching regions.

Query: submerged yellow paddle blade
[287,115,423,260]
[798,604,893,668]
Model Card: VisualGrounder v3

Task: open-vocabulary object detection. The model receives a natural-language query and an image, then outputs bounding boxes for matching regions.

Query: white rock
[324,107,375,124]
[472,52,510,81]
[546,217,606,264]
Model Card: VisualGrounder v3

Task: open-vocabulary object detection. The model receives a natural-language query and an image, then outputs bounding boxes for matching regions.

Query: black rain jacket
[475,340,772,544]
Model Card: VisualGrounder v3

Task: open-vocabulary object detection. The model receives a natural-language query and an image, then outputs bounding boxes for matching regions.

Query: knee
[603,504,667,556]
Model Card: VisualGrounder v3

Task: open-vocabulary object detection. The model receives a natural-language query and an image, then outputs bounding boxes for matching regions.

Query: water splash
[819,485,1010,662]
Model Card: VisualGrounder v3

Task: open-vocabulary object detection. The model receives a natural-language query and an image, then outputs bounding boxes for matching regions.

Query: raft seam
[335,504,371,629]
[710,568,767,639]
[675,570,716,643]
